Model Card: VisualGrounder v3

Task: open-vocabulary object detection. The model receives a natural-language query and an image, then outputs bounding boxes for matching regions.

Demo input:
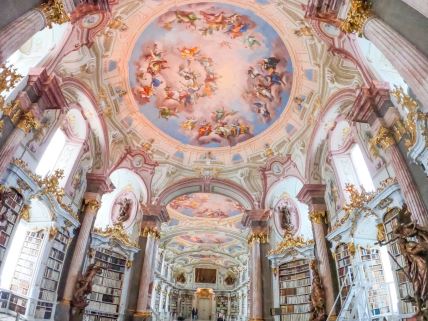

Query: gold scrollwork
[340,0,373,36]
[0,63,22,93]
[247,232,268,245]
[370,126,395,153]
[84,199,101,212]
[376,223,386,243]
[134,311,152,317]
[309,210,327,224]
[269,234,314,255]
[39,0,70,28]
[347,242,356,256]
[391,86,426,150]
[93,223,137,248]
[16,111,40,133]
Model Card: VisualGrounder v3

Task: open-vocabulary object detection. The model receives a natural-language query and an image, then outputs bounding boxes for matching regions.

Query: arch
[156,178,256,210]
[61,77,110,175]
[305,88,356,184]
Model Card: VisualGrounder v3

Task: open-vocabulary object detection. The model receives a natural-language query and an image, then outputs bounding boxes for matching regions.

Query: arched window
[35,109,87,187]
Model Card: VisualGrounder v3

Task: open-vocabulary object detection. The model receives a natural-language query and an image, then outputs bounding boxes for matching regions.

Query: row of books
[51,241,67,254]
[280,295,310,305]
[41,277,58,291]
[280,304,311,313]
[92,284,122,296]
[279,278,310,288]
[280,271,310,281]
[86,301,119,313]
[95,251,127,265]
[280,313,311,321]
[89,292,121,304]
[98,269,123,280]
[84,315,117,321]
[38,289,56,301]
[93,276,122,289]
[279,265,310,276]
[95,260,126,273]
[280,286,310,296]
[46,257,63,271]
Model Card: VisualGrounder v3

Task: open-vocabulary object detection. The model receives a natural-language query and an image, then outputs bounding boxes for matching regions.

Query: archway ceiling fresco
[162,193,248,268]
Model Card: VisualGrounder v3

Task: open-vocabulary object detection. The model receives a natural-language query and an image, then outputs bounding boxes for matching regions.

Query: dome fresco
[167,192,245,219]
[129,2,293,147]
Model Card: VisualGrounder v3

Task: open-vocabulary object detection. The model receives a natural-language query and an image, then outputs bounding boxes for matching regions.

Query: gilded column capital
[16,111,40,133]
[370,126,395,152]
[84,199,101,212]
[309,210,327,224]
[247,232,268,245]
[0,63,22,93]
[39,0,70,28]
[140,226,161,239]
[340,0,373,36]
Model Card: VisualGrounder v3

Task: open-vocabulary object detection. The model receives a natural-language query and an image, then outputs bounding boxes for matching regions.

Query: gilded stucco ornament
[141,226,161,239]
[340,0,373,36]
[391,86,427,150]
[247,232,269,245]
[20,204,31,222]
[269,234,314,255]
[93,223,137,248]
[309,210,327,224]
[369,126,395,154]
[11,159,77,218]
[84,199,101,212]
[17,111,40,133]
[0,63,22,93]
[39,0,70,28]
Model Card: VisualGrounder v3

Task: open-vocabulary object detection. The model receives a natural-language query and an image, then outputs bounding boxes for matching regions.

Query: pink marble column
[385,142,428,225]
[363,17,428,110]
[135,229,159,316]
[297,184,336,315]
[62,194,100,304]
[0,9,46,63]
[249,237,263,321]
[400,0,428,18]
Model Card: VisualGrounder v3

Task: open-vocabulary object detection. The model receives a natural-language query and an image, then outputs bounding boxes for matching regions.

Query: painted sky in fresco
[168,193,244,219]
[129,2,293,147]
[179,233,234,244]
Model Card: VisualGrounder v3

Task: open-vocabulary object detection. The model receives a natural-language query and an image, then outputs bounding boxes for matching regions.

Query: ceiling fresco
[167,192,244,219]
[129,2,293,147]
[179,233,235,244]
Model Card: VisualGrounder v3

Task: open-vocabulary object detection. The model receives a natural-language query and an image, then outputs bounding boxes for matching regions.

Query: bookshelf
[0,189,23,267]
[359,247,391,317]
[216,294,228,315]
[383,209,416,315]
[84,248,127,321]
[36,228,70,319]
[170,290,179,316]
[335,243,353,304]
[10,230,45,296]
[278,259,311,321]
[230,293,238,319]
[180,293,193,319]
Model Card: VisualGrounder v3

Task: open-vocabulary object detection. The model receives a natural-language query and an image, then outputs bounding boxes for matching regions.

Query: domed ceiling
[129,2,293,147]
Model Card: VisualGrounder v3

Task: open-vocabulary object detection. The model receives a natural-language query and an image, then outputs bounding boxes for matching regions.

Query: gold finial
[0,63,22,93]
[17,111,40,133]
[340,0,373,36]
[39,0,70,28]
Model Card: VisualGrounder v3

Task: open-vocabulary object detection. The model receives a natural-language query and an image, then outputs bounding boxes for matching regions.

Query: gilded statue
[309,260,327,321]
[224,273,237,286]
[176,272,186,283]
[71,263,102,310]
[389,204,428,318]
